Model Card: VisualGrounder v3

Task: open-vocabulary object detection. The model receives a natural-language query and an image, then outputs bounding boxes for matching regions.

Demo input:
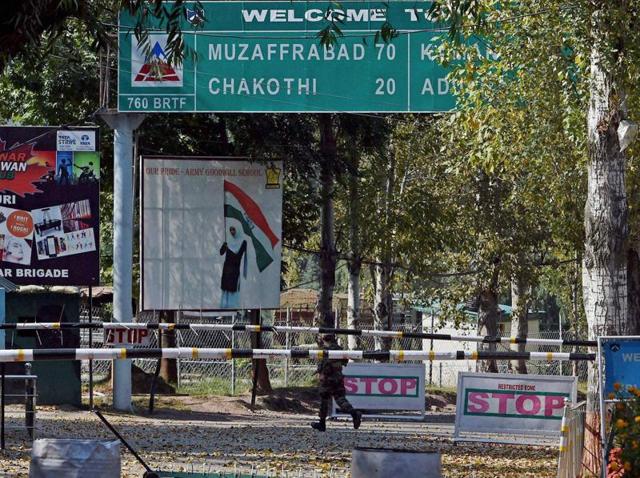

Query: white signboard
[332,363,425,415]
[454,372,577,442]
[56,130,96,151]
[141,157,283,310]
[104,327,152,347]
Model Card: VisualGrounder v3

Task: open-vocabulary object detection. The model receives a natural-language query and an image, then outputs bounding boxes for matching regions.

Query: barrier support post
[89,284,94,409]
[231,314,236,396]
[250,310,262,407]
[429,312,434,386]
[284,308,290,388]
[597,337,607,478]
[1,362,4,450]
[25,363,34,439]
[148,359,161,414]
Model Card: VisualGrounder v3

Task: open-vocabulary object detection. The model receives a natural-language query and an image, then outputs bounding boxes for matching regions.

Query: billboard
[0,127,100,285]
[454,372,577,442]
[332,363,425,415]
[141,157,282,310]
[117,1,497,113]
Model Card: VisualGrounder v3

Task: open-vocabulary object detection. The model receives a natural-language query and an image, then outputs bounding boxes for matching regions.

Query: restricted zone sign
[118,1,494,113]
[454,372,577,444]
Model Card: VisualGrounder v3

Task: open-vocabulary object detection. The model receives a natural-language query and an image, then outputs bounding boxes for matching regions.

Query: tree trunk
[318,114,337,328]
[250,310,272,394]
[346,148,362,351]
[477,267,500,373]
[374,263,393,350]
[510,277,529,375]
[373,144,395,351]
[347,259,361,350]
[159,310,177,383]
[582,5,629,473]
[477,289,499,373]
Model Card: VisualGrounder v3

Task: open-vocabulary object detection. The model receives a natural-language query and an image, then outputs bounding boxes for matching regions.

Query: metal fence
[77,305,589,394]
[478,331,590,385]
[557,400,586,478]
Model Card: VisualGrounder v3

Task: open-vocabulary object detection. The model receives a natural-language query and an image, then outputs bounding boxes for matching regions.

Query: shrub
[608,383,640,477]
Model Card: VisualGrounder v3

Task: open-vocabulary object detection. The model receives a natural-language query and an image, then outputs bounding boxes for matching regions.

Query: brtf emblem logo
[131,34,183,87]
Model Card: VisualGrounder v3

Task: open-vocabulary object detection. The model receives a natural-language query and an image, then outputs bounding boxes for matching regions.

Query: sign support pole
[1,363,5,450]
[250,309,262,407]
[99,111,145,411]
[89,284,94,409]
[597,337,607,478]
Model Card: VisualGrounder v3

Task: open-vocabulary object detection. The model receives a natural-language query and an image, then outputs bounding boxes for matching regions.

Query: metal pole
[284,308,290,388]
[89,285,94,409]
[597,337,607,478]
[93,409,153,474]
[25,363,34,439]
[559,313,563,376]
[1,363,5,450]
[429,312,434,386]
[99,111,145,411]
[230,313,235,396]
[176,311,181,390]
[250,310,262,407]
[148,359,161,414]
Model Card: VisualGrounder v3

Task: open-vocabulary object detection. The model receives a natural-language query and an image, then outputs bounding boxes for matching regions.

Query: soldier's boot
[351,410,362,430]
[311,421,326,432]
[312,397,329,432]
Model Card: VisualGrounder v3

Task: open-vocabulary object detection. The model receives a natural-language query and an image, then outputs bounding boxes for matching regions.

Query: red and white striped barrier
[0,348,596,363]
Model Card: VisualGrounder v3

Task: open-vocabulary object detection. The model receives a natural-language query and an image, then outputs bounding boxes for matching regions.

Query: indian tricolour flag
[224,180,279,272]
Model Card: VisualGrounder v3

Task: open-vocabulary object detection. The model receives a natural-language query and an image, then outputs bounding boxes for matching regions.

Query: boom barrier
[0,322,597,347]
[0,348,596,363]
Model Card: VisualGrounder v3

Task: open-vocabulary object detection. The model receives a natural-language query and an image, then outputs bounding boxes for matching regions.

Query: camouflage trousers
[318,379,354,421]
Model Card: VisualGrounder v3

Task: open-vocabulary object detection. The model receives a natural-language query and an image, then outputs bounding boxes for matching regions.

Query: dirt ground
[0,391,558,477]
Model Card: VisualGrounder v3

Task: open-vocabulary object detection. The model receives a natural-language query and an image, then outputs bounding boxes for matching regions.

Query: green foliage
[425,1,640,303]
[0,1,199,70]
[0,20,99,125]
[609,383,640,476]
[408,1,595,322]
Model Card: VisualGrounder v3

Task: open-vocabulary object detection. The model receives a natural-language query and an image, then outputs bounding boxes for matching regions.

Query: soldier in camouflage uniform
[311,334,362,432]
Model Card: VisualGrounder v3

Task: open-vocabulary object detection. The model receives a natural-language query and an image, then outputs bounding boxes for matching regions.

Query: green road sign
[118,1,490,113]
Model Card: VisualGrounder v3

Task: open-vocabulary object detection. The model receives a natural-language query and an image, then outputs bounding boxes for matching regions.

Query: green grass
[426,385,457,394]
[177,377,251,397]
